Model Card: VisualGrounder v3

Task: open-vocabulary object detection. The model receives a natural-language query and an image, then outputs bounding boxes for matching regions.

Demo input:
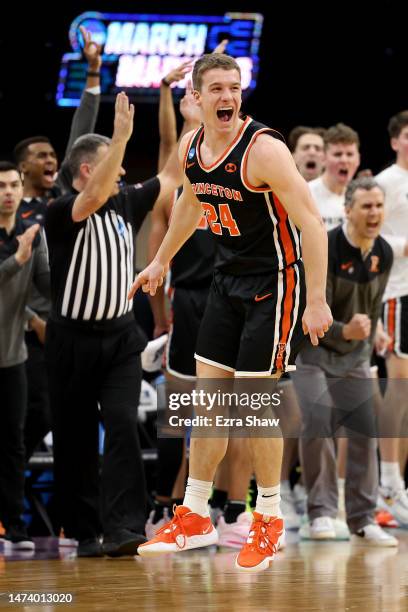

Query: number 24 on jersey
[200,202,241,236]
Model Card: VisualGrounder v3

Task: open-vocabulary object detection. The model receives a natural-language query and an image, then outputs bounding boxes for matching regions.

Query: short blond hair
[192,54,241,91]
[324,123,360,150]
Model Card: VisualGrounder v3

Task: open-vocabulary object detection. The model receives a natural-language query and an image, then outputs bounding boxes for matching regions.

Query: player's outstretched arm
[158,59,193,171]
[249,135,333,345]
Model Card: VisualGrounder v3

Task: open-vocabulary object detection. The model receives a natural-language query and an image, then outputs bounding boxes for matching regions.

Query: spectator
[0,162,50,550]
[288,126,326,182]
[308,123,360,230]
[293,177,397,546]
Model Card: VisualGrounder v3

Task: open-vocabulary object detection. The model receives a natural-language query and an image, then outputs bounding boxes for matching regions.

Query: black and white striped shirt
[45,178,160,324]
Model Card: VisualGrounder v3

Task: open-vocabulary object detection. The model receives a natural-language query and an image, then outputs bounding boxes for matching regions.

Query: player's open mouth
[217,107,234,122]
[367,221,379,229]
[43,169,55,182]
[338,169,348,177]
[306,161,316,169]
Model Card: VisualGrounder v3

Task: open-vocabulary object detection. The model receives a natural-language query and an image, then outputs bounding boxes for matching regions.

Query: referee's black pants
[45,317,147,541]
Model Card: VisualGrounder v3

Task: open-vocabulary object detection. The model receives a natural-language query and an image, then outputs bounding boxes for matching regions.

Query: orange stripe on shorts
[275,266,295,370]
[387,298,396,352]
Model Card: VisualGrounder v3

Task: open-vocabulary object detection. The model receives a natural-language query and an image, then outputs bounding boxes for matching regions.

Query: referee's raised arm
[71,92,134,222]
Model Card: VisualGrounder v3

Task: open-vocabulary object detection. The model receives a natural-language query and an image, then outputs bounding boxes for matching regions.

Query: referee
[44,93,182,557]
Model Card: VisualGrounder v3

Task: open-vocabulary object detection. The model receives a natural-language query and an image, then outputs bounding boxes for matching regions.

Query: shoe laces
[156,505,188,550]
[245,517,280,556]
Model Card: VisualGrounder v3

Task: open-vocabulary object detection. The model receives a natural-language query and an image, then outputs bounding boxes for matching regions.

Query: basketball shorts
[166,286,211,378]
[195,261,306,377]
[382,295,408,358]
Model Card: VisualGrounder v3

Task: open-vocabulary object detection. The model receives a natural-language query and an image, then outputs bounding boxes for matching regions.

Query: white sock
[183,477,212,517]
[255,484,281,517]
[380,461,403,490]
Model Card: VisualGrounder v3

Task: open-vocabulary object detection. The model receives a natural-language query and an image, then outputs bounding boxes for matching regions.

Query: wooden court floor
[1,530,407,611]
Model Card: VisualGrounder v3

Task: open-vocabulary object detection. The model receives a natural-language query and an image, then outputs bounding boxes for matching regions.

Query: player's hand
[163,59,194,86]
[15,223,40,265]
[80,25,102,72]
[213,39,229,54]
[29,314,47,344]
[343,313,371,341]
[112,92,134,144]
[302,301,333,346]
[128,260,169,299]
[180,81,201,126]
[374,326,391,356]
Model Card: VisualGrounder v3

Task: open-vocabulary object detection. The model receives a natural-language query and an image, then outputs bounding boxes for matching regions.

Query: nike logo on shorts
[254,293,273,302]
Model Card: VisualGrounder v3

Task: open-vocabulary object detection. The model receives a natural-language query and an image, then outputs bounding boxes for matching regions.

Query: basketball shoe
[235,513,285,572]
[375,509,398,528]
[351,524,398,547]
[378,486,408,526]
[138,505,218,556]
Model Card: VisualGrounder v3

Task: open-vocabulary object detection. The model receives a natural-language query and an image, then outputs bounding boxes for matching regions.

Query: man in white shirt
[375,110,408,524]
[308,123,360,230]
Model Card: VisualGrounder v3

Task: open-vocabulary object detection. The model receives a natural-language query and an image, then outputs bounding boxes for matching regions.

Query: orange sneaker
[375,509,398,528]
[235,512,284,572]
[138,505,218,556]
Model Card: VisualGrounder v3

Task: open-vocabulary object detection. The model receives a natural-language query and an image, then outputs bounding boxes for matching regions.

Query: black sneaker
[4,525,35,551]
[77,537,104,557]
[103,530,147,557]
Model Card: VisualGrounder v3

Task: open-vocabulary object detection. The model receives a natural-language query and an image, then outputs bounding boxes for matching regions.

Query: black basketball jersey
[170,190,215,288]
[184,116,302,276]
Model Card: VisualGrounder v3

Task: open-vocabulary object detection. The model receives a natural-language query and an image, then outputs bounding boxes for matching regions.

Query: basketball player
[129,54,332,572]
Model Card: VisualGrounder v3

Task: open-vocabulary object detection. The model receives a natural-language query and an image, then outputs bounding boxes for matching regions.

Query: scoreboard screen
[56,11,264,106]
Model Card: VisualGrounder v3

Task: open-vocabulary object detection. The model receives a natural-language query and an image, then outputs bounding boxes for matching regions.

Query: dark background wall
[1,2,406,180]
